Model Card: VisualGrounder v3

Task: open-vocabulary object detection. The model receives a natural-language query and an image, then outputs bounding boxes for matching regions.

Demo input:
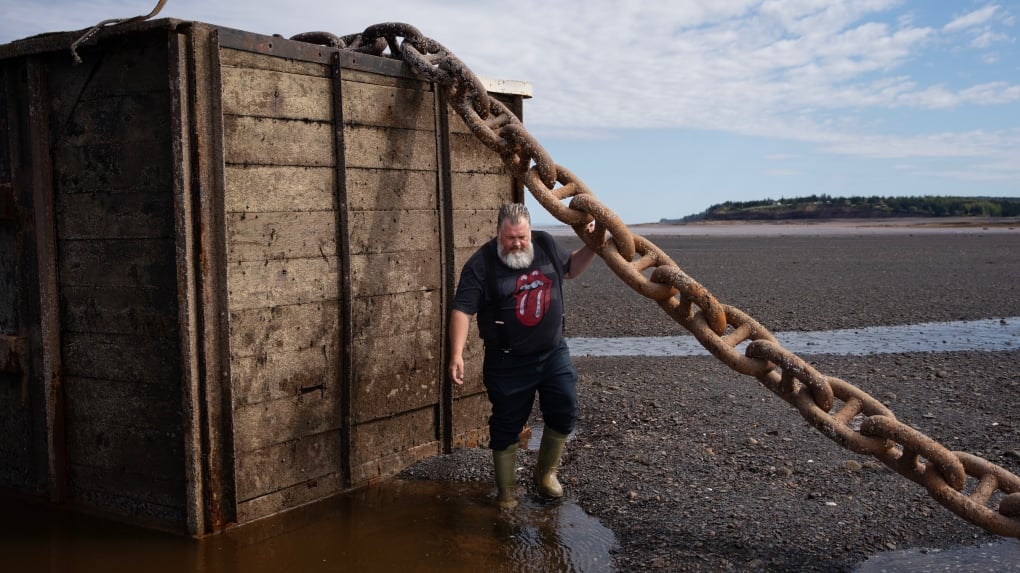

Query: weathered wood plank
[58,239,176,288]
[345,167,436,212]
[351,291,439,340]
[46,37,168,104]
[232,343,339,407]
[61,286,177,337]
[349,251,441,297]
[63,376,180,431]
[63,414,183,479]
[447,107,474,135]
[0,227,17,330]
[223,116,334,166]
[459,333,486,394]
[220,48,329,77]
[221,66,332,121]
[341,80,434,131]
[350,441,440,486]
[54,141,173,194]
[342,125,436,171]
[452,391,491,445]
[56,191,174,240]
[0,372,28,487]
[237,472,343,524]
[223,165,335,213]
[227,256,338,311]
[62,333,179,385]
[233,390,340,453]
[70,484,185,529]
[229,302,340,408]
[234,430,341,502]
[70,463,185,509]
[350,408,437,470]
[450,172,512,211]
[340,68,429,91]
[452,426,490,449]
[229,301,339,359]
[347,210,438,255]
[451,209,499,252]
[226,211,336,262]
[453,247,477,280]
[450,132,506,174]
[351,329,440,422]
[56,92,171,147]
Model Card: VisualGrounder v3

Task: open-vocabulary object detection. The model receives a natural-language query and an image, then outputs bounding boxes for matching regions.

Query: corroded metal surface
[291,22,1020,539]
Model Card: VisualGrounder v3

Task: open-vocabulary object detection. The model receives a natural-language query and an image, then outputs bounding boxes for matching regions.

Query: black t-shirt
[453,231,571,355]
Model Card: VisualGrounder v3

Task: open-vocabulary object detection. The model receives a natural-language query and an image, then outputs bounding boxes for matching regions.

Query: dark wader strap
[483,234,565,354]
[483,240,512,352]
[533,233,566,333]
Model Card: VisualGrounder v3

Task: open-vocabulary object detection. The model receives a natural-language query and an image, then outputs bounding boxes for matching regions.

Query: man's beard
[498,243,534,269]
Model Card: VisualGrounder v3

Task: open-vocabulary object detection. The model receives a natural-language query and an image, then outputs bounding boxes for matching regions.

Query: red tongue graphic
[514,269,553,327]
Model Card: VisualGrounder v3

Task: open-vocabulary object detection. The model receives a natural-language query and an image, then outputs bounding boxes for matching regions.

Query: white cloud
[971,29,1009,48]
[1,0,1017,191]
[764,168,802,176]
[944,5,1000,32]
[820,129,1020,162]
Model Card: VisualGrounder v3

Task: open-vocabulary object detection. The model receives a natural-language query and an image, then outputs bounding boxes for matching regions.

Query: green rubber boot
[493,444,519,509]
[533,428,568,498]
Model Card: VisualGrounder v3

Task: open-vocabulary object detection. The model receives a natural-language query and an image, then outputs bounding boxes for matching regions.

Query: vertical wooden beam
[24,57,67,502]
[509,94,526,204]
[435,85,455,454]
[169,29,205,537]
[188,26,236,532]
[3,59,38,495]
[330,50,353,487]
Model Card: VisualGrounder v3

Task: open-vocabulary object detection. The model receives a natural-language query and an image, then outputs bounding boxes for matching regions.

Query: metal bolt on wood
[290,22,1020,539]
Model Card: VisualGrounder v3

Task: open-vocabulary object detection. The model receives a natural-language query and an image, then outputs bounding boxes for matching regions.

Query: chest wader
[484,234,566,507]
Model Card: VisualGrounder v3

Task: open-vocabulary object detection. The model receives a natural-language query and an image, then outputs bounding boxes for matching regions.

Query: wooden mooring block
[0,19,530,536]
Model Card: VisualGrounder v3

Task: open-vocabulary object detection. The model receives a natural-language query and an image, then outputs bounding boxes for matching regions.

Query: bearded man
[448,203,597,508]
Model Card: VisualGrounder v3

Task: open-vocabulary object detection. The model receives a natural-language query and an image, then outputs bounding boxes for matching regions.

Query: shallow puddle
[567,317,1020,357]
[854,539,1020,572]
[0,478,617,573]
[4,318,1019,571]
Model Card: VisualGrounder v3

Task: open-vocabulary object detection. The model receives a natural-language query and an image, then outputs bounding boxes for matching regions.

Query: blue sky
[2,0,1017,225]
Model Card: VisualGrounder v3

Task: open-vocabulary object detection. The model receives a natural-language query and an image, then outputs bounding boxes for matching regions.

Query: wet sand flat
[547,221,1020,571]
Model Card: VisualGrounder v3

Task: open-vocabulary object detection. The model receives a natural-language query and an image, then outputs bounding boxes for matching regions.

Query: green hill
[671,195,1020,222]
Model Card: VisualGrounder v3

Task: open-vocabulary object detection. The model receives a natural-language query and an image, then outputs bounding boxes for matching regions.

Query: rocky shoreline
[401,229,1020,571]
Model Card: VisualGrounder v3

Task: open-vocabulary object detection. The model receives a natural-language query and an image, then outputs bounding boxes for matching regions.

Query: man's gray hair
[497,203,531,229]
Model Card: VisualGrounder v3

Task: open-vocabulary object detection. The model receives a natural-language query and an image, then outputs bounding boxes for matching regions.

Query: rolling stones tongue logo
[513,269,553,327]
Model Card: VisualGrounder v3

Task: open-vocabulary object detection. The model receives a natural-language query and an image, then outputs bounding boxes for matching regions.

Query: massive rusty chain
[288,23,1020,538]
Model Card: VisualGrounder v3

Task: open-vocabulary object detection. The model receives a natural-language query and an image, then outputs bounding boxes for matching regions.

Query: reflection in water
[568,317,1020,357]
[0,479,617,573]
[854,539,1020,573]
[5,318,1017,572]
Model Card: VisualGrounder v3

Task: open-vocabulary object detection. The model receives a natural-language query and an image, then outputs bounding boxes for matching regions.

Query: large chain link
[293,22,1020,539]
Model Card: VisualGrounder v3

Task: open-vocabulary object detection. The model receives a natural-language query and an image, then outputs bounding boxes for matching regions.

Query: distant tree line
[672,195,1020,222]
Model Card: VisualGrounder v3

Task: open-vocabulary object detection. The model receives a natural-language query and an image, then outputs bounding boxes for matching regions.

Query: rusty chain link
[293,22,1020,539]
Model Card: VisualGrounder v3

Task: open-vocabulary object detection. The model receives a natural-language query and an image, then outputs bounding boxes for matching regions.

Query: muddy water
[4,317,1018,572]
[854,539,1020,572]
[1,477,617,573]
